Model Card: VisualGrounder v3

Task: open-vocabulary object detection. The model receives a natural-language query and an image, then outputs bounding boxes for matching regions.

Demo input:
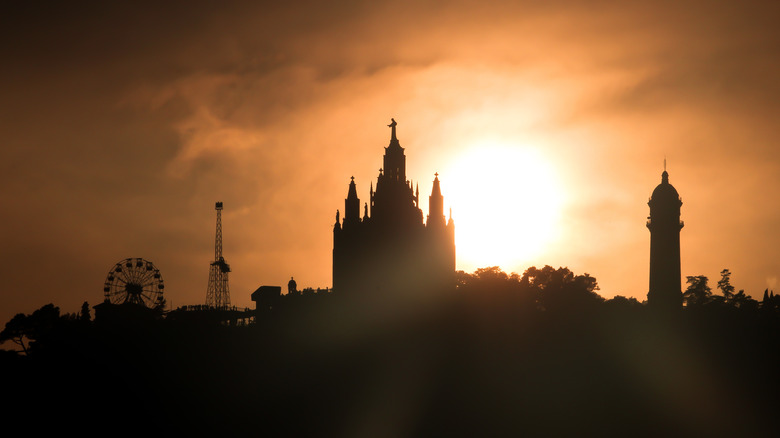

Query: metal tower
[206,201,231,309]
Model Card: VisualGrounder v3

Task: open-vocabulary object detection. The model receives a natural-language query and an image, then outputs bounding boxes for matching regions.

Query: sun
[441,141,565,273]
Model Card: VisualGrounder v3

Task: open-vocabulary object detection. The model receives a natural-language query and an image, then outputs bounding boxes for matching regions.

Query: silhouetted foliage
[761,289,780,313]
[683,275,713,307]
[520,265,603,313]
[604,295,644,310]
[455,265,604,317]
[713,269,759,311]
[1,313,31,354]
[717,269,735,300]
[80,301,91,322]
[4,268,780,436]
[0,304,63,355]
[685,270,760,312]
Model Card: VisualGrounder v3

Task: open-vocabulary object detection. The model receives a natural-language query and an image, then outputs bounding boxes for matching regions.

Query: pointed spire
[348,176,357,197]
[431,172,442,196]
[344,177,360,225]
[428,172,445,227]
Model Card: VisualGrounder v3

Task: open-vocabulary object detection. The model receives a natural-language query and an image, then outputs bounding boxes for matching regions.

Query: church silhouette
[332,120,455,303]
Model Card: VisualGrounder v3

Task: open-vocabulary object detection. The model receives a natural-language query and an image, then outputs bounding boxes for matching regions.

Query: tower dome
[650,171,681,204]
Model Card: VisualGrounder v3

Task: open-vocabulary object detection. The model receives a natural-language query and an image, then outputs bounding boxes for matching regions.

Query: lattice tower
[206,201,231,308]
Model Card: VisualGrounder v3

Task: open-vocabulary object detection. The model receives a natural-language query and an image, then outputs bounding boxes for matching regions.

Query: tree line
[2,265,780,436]
[3,265,777,357]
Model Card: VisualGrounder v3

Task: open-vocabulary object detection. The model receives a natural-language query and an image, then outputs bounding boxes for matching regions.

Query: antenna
[206,201,231,309]
[664,156,667,172]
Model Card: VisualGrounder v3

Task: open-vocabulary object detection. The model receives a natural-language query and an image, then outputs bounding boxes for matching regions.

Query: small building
[251,285,282,311]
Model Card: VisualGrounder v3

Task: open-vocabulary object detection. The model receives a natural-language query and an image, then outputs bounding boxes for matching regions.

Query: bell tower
[646,166,684,308]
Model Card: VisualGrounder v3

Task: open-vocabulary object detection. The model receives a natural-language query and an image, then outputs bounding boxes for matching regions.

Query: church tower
[333,120,455,302]
[647,166,684,308]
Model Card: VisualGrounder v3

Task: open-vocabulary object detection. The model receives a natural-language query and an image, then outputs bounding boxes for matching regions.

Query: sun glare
[442,142,564,273]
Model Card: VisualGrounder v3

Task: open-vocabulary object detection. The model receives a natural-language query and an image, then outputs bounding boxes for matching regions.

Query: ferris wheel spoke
[104,258,164,309]
[125,269,140,284]
[138,272,152,286]
[115,271,130,284]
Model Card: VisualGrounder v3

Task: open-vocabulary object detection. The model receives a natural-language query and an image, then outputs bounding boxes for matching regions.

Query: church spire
[344,176,360,227]
[428,172,445,228]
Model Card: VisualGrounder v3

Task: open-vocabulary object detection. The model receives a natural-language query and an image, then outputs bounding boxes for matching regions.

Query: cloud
[2,0,780,324]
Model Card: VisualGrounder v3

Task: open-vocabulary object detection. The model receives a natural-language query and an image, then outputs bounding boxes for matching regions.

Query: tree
[683,275,712,307]
[729,289,758,311]
[605,295,643,309]
[0,304,61,355]
[1,313,31,354]
[80,301,91,322]
[458,267,523,300]
[28,303,60,337]
[717,269,735,301]
[713,269,758,310]
[520,265,603,313]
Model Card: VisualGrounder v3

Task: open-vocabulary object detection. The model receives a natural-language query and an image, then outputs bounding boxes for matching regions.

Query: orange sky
[2,0,780,324]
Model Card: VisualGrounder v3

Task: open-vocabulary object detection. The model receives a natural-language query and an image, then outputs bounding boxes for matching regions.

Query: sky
[2,0,780,324]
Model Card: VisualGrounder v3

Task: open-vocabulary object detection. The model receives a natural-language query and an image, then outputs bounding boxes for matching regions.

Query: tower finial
[661,157,669,184]
[388,118,397,141]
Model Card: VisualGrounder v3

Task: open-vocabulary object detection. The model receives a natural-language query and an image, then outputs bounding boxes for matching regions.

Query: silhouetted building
[252,285,282,311]
[333,120,455,302]
[647,167,684,308]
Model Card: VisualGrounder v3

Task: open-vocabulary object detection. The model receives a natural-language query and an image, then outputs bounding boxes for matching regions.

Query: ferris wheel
[103,258,165,308]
